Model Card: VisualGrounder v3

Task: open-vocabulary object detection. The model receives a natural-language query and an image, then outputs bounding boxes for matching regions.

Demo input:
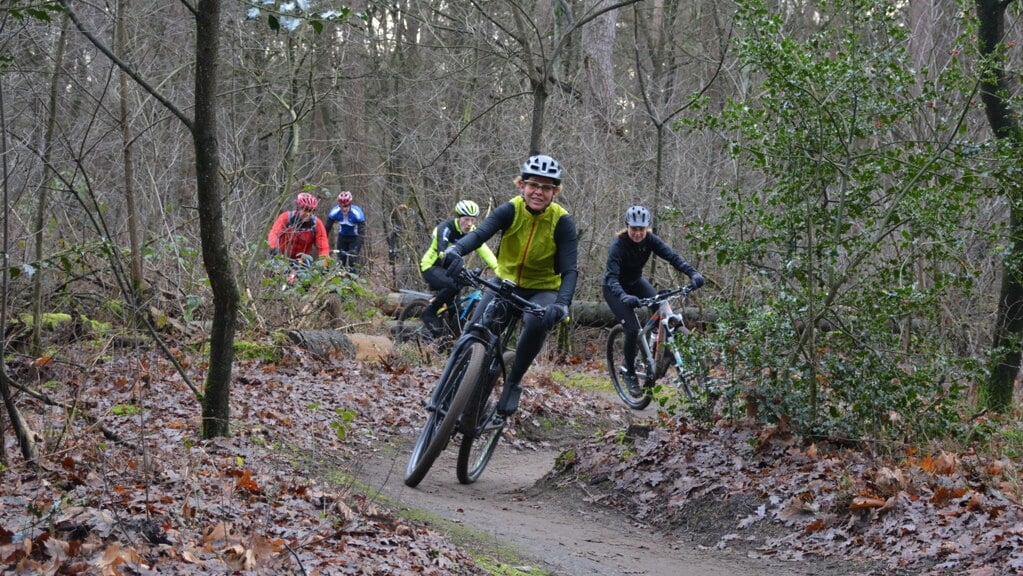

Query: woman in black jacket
[602,205,704,394]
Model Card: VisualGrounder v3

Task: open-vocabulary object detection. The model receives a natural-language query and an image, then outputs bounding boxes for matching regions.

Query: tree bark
[117,0,144,300]
[0,77,38,464]
[194,0,239,438]
[31,16,69,355]
[976,0,1023,412]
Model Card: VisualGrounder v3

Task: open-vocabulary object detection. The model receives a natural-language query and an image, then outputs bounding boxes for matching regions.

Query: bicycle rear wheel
[396,299,429,342]
[404,342,485,487]
[456,350,513,484]
[606,325,652,410]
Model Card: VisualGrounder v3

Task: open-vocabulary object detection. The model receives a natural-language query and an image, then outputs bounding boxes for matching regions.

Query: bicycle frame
[398,271,484,339]
[437,288,483,330]
[426,281,523,410]
[636,290,692,387]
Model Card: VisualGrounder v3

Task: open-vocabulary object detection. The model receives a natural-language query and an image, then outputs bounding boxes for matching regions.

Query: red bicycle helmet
[337,190,353,206]
[296,192,319,210]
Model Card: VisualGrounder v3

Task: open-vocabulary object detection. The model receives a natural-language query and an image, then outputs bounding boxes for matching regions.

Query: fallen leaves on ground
[557,414,1023,574]
[0,346,488,575]
[2,340,1022,575]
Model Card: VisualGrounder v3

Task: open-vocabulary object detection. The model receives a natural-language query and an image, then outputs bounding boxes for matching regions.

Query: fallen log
[382,293,716,328]
[380,291,432,317]
[285,330,394,361]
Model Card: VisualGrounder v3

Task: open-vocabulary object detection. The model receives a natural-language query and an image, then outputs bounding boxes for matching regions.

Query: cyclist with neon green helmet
[417,200,498,337]
[442,155,579,421]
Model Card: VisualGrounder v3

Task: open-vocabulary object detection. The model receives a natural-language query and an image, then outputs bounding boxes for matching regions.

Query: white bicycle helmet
[454,200,481,217]
[625,205,651,227]
[521,154,562,184]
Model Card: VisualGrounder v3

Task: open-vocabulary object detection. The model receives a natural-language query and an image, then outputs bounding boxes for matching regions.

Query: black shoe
[621,368,642,396]
[420,310,444,337]
[497,380,522,416]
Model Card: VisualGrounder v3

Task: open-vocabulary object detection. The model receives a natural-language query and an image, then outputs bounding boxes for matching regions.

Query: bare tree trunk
[31,16,70,355]
[0,77,39,464]
[582,0,617,133]
[976,0,1022,412]
[117,0,144,300]
[194,0,238,438]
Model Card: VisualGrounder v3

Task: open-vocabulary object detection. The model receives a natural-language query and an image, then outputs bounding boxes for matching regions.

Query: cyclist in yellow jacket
[442,155,578,420]
[417,200,498,337]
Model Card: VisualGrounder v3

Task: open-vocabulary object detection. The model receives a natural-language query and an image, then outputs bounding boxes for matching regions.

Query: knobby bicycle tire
[396,299,429,342]
[456,350,514,484]
[404,342,485,487]
[606,324,652,410]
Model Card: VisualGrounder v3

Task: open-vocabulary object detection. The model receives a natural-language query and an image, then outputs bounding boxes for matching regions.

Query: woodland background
[4,1,1023,574]
[2,0,1023,452]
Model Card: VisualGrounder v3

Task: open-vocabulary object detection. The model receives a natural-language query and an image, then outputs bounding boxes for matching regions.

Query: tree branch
[58,0,193,131]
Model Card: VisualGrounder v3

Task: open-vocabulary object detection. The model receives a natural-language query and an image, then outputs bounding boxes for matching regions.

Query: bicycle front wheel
[404,342,485,487]
[669,350,717,420]
[456,350,513,484]
[606,325,652,410]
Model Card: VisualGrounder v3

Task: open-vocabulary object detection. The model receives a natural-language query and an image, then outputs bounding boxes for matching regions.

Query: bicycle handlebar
[636,283,698,308]
[458,268,546,317]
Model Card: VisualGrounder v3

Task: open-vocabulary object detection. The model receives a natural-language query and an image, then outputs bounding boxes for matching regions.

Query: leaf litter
[1,342,1022,575]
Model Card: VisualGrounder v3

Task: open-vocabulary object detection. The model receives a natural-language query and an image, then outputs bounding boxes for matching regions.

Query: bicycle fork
[426,334,481,411]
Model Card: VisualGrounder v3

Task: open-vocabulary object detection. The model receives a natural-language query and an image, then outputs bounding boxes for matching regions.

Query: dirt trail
[350,435,837,576]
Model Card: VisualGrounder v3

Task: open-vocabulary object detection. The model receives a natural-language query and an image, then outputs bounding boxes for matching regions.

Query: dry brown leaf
[234,468,262,495]
[202,522,233,545]
[181,549,203,564]
[920,451,958,475]
[96,543,147,576]
[43,537,69,564]
[222,543,257,570]
[776,495,817,522]
[804,518,826,532]
[984,460,1005,477]
[875,466,905,496]
[250,534,286,559]
[849,496,886,510]
[930,486,968,506]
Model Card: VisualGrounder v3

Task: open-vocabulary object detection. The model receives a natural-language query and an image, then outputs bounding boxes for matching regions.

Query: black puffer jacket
[602,232,696,301]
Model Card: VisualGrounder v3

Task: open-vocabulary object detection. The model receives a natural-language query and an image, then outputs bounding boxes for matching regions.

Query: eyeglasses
[521,180,558,193]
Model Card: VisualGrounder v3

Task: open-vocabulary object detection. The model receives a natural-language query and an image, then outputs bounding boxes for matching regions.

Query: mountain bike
[606,284,716,413]
[395,275,483,343]
[404,269,544,487]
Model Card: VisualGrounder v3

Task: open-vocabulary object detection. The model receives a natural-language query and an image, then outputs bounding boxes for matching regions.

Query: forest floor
[2,329,1022,575]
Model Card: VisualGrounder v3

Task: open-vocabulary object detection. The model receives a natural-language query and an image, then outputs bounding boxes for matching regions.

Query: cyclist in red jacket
[268,192,330,262]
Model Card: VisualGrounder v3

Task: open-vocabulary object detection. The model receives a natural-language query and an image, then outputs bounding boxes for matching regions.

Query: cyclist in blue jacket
[602,205,704,395]
[326,190,366,272]
[417,200,498,337]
